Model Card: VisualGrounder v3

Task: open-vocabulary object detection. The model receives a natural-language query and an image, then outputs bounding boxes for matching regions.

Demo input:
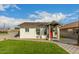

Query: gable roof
[60,21,79,30]
[19,22,48,28]
[19,21,59,28]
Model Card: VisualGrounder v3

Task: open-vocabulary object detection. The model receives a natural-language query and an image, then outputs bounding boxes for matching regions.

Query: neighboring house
[60,21,79,39]
[19,21,60,40]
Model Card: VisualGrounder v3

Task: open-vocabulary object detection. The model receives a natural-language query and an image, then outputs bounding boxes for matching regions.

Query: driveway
[53,38,79,54]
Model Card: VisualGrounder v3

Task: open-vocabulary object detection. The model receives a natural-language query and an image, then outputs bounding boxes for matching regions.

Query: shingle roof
[19,22,48,28]
[60,21,79,30]
[19,21,59,28]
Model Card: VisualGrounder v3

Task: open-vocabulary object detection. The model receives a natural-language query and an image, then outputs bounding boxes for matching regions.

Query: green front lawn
[0,40,68,54]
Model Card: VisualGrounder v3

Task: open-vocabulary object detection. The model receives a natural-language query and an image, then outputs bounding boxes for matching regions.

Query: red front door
[49,28,53,40]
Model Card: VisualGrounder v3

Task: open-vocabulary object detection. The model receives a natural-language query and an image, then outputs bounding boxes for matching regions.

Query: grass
[0,40,68,54]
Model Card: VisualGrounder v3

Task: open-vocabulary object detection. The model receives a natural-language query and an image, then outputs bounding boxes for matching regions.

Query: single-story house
[19,21,60,40]
[60,21,79,39]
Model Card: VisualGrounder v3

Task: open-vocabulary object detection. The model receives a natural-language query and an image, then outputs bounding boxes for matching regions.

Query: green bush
[0,31,8,34]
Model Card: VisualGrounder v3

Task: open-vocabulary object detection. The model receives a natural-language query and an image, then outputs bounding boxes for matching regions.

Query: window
[44,28,47,35]
[36,28,40,35]
[25,28,29,32]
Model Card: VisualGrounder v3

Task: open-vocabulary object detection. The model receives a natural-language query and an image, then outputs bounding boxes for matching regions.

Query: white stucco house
[19,21,60,40]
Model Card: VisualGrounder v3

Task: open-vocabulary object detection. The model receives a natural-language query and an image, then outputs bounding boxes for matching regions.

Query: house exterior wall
[20,28,47,39]
[20,28,36,38]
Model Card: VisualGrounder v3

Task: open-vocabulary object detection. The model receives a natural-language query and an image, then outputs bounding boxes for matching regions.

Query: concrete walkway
[53,38,79,54]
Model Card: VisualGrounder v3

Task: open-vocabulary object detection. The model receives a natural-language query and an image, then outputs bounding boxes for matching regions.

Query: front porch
[46,21,60,41]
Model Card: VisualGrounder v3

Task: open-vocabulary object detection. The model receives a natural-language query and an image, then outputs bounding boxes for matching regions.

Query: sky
[0,4,79,28]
